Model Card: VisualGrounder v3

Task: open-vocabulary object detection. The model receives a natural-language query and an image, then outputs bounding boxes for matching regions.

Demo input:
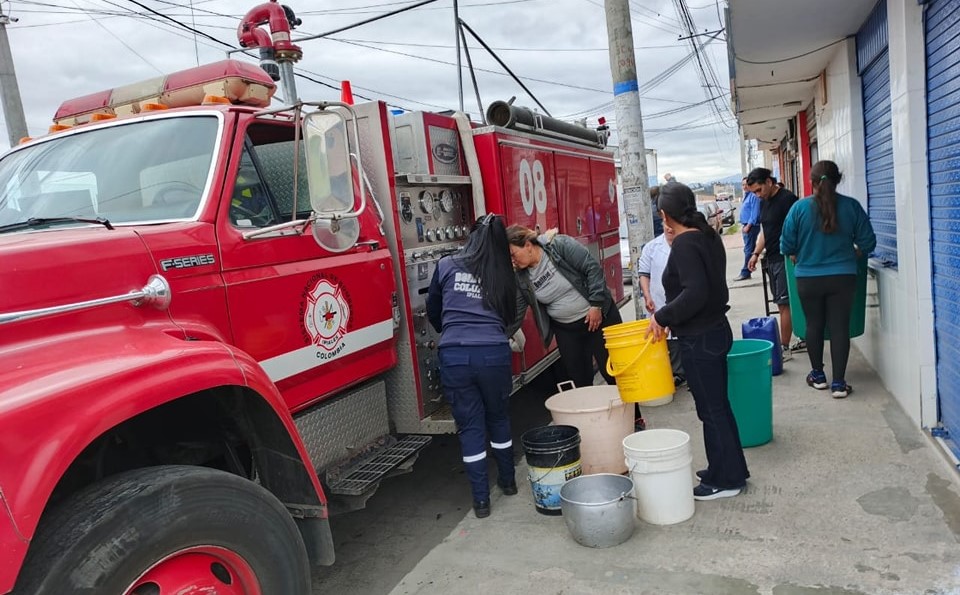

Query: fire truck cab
[0,32,620,595]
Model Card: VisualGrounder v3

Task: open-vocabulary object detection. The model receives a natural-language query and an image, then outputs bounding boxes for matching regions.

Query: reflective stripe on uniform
[462,451,487,463]
[490,440,512,449]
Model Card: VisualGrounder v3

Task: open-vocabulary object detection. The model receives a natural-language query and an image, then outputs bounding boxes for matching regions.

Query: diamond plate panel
[293,380,389,473]
[328,435,432,496]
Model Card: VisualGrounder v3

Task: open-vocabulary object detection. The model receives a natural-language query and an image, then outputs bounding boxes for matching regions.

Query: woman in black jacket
[648,182,749,500]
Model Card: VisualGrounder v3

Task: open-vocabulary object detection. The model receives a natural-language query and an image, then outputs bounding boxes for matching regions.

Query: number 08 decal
[518,158,548,216]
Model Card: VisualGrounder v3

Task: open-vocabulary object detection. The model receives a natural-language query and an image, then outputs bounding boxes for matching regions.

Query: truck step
[327,435,432,496]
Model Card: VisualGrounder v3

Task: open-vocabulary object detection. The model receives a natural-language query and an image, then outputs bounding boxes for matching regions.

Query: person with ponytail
[781,161,876,399]
[648,181,750,501]
[426,214,519,519]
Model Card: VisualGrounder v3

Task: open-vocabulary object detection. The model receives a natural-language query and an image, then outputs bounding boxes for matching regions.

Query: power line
[583,0,679,35]
[735,38,847,65]
[187,0,198,66]
[332,36,687,51]
[75,0,164,74]
[300,0,541,16]
[327,37,611,94]
[123,0,232,47]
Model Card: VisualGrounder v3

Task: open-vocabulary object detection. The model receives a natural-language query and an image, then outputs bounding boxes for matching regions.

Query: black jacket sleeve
[426,266,443,333]
[506,277,530,337]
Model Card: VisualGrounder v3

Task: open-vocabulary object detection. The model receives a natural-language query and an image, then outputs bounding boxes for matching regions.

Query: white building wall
[816,40,868,201]
[812,2,933,428]
[884,0,936,427]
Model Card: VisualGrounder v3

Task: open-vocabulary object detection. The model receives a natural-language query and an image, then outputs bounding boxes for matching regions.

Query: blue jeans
[438,343,515,502]
[677,321,750,488]
[741,225,760,277]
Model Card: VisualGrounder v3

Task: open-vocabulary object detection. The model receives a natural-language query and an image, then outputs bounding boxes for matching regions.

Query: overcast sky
[4,0,742,183]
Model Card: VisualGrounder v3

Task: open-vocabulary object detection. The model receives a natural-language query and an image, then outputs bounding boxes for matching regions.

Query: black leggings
[796,274,857,382]
[551,305,622,387]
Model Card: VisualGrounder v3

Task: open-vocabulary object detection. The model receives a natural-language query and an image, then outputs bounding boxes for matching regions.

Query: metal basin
[559,473,635,548]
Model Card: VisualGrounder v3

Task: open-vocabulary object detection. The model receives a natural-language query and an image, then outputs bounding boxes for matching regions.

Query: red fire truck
[0,2,622,592]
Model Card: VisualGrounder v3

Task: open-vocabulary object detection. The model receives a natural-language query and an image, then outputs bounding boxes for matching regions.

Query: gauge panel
[419,190,435,214]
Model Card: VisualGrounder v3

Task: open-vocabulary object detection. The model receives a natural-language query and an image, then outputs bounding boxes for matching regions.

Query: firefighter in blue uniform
[427,214,519,519]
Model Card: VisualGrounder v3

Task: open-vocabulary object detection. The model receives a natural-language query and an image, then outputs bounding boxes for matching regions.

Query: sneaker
[781,346,792,362]
[806,370,828,390]
[831,381,852,399]
[790,340,807,353]
[732,274,751,281]
[673,374,686,388]
[634,417,647,432]
[499,480,518,496]
[693,482,742,501]
[473,500,491,518]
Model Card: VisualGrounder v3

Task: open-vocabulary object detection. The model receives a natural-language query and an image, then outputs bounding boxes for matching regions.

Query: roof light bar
[54,60,276,126]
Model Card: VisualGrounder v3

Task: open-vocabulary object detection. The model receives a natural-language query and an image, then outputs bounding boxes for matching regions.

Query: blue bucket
[742,317,783,376]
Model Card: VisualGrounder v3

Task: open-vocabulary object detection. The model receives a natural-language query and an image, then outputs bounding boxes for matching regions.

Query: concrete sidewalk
[390,237,960,595]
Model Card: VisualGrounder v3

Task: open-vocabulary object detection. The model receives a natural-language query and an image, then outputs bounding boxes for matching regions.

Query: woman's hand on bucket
[646,314,668,342]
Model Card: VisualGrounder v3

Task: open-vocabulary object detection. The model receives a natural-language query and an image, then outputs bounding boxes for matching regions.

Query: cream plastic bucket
[622,429,695,525]
[545,382,633,475]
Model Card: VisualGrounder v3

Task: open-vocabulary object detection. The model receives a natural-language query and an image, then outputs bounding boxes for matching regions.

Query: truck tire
[13,465,311,595]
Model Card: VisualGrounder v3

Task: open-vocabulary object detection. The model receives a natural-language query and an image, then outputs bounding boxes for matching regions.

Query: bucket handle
[529,451,566,484]
[556,380,621,414]
[605,336,655,377]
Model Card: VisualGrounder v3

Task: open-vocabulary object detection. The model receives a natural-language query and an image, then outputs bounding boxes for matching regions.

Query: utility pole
[605,0,651,319]
[454,0,463,113]
[739,126,749,178]
[0,6,27,148]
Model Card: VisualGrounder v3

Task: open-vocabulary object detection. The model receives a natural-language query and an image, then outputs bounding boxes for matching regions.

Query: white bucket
[622,429,695,525]
[545,382,634,475]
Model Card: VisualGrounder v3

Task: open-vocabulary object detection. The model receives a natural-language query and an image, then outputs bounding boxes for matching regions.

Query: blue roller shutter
[857,1,897,266]
[927,0,960,447]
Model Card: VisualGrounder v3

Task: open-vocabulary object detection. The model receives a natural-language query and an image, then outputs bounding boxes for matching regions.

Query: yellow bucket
[603,319,675,406]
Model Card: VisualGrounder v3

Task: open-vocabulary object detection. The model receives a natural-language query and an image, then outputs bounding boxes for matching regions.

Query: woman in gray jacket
[506,224,624,392]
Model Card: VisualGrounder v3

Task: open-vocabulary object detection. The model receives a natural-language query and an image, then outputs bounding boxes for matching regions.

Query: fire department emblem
[304,278,351,351]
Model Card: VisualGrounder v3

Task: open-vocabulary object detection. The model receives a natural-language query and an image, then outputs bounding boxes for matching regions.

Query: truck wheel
[14,465,311,595]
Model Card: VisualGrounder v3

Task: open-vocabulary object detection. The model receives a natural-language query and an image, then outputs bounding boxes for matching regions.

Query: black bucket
[521,425,583,516]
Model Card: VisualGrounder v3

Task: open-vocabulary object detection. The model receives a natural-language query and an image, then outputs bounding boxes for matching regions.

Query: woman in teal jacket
[781,160,876,398]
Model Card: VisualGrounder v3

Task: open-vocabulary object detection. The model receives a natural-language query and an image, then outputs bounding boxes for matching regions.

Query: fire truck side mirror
[303,109,364,253]
[303,111,356,217]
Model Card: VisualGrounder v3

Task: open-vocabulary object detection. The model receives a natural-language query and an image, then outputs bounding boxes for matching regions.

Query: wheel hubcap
[124,545,261,595]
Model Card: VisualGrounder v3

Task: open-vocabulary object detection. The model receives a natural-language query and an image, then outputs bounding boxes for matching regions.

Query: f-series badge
[160,254,216,271]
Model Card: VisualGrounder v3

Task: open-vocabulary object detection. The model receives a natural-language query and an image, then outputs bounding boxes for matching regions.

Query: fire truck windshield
[0,115,220,228]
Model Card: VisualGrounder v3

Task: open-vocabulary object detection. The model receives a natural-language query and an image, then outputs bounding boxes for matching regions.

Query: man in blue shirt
[733,177,760,281]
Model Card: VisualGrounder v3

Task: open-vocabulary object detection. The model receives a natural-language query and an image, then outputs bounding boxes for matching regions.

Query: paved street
[314,236,960,595]
[311,367,558,594]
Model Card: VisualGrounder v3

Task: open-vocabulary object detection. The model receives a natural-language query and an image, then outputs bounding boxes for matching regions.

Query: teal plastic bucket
[727,339,773,448]
[786,256,868,340]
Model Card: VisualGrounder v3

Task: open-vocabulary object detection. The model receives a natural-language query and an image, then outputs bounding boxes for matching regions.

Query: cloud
[3,0,740,182]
